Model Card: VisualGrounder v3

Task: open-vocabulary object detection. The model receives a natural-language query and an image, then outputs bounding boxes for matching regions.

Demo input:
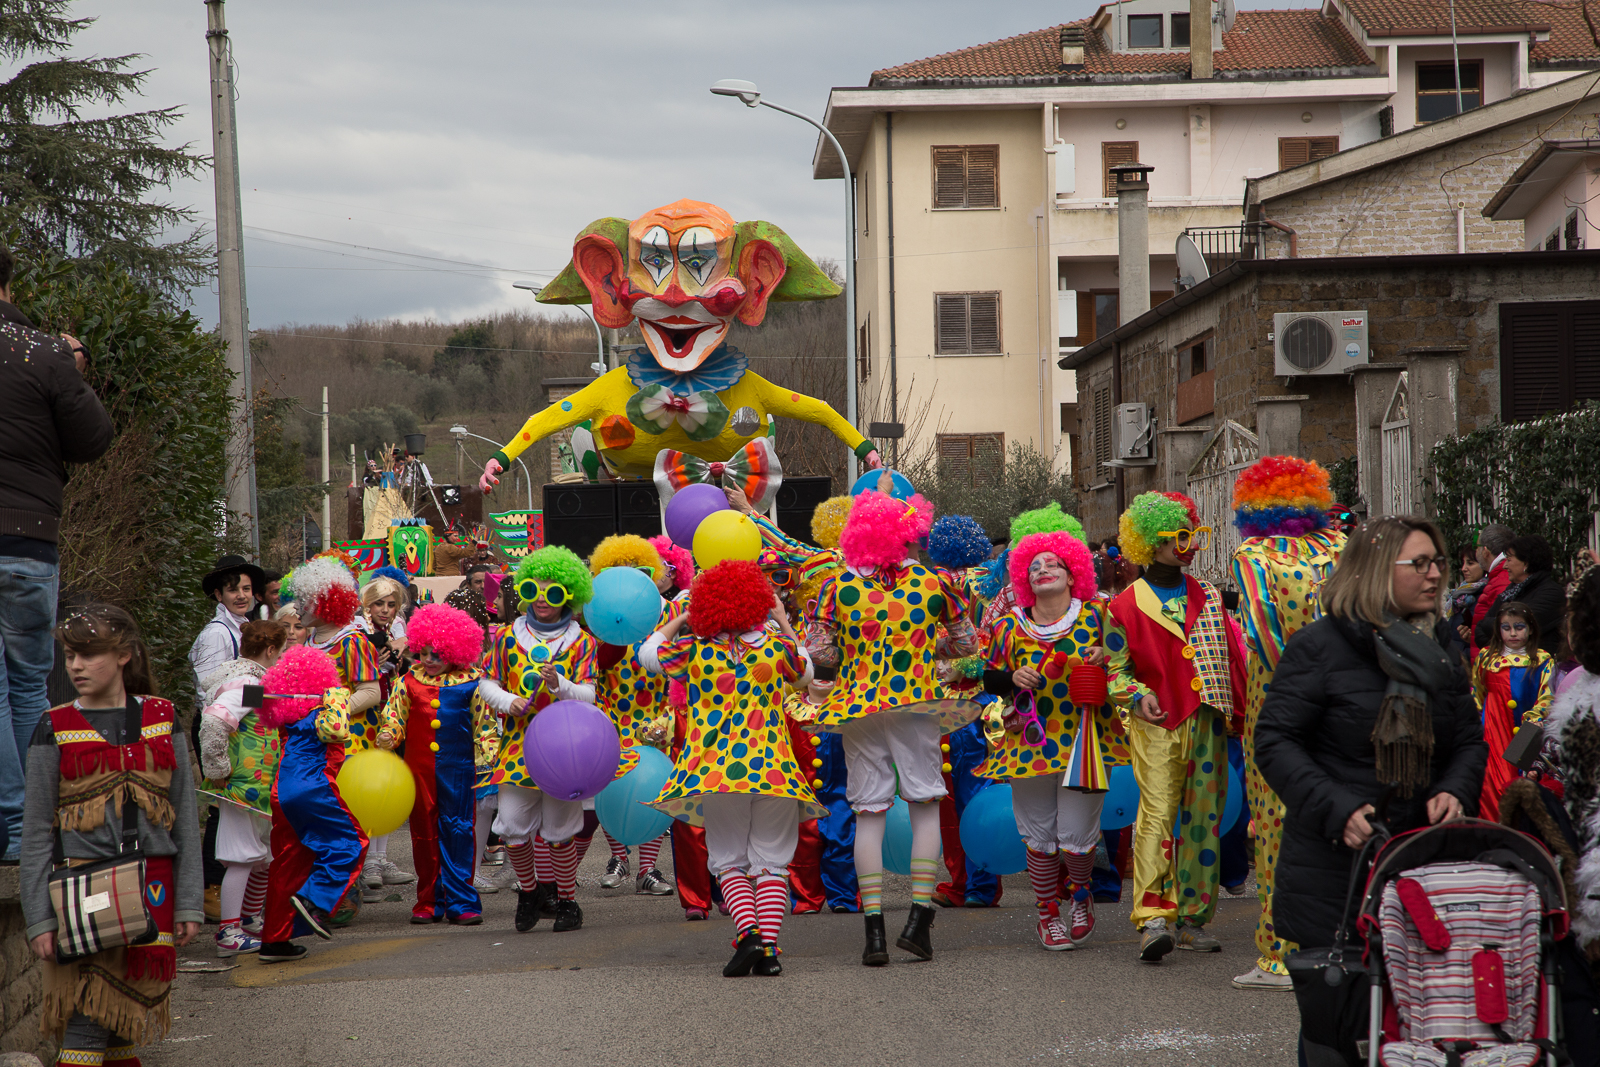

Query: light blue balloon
[882,798,913,876]
[587,567,663,647]
[850,469,916,499]
[959,784,1027,875]
[1100,765,1141,831]
[594,746,674,847]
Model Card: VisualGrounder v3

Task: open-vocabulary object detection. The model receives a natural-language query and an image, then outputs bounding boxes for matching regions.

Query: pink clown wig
[406,602,484,669]
[1009,531,1097,607]
[648,534,695,593]
[839,490,935,571]
[258,645,340,729]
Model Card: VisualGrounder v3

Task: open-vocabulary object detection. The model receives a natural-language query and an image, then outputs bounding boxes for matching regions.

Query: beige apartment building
[816,0,1598,480]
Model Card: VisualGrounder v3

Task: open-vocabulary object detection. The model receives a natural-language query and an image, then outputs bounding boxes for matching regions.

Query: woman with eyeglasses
[1471,534,1566,658]
[1255,515,1486,1064]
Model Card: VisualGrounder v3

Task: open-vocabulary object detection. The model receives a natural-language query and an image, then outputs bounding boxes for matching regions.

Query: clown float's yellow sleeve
[746,372,874,460]
[492,369,631,468]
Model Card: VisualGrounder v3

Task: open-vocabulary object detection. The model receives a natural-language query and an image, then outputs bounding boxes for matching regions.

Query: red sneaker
[1069,896,1095,944]
[1036,904,1073,951]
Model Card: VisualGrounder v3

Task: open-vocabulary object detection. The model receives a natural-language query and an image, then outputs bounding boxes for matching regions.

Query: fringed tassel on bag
[1371,692,1434,799]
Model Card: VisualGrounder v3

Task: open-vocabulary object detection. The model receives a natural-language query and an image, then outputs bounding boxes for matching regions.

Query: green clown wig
[1009,501,1086,547]
[1118,492,1202,566]
[514,545,594,608]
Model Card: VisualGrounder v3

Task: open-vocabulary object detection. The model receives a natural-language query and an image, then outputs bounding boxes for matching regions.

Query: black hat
[202,554,267,598]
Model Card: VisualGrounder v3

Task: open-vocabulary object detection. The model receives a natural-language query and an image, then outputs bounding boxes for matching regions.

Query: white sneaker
[472,872,499,895]
[362,861,383,890]
[215,924,261,958]
[1233,967,1294,990]
[600,855,629,889]
[241,914,264,937]
[377,858,416,885]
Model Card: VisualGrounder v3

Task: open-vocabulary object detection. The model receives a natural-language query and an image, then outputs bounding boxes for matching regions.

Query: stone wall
[0,871,51,1063]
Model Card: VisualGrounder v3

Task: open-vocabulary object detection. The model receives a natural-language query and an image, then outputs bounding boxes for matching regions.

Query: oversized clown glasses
[517,579,569,607]
[1155,526,1214,553]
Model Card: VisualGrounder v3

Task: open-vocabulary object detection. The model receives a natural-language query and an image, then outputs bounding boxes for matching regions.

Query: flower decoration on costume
[371,564,412,589]
[287,556,361,627]
[648,534,694,593]
[927,515,992,569]
[839,490,934,571]
[405,603,485,669]
[259,646,341,728]
[687,560,775,638]
[1119,491,1202,566]
[1230,455,1333,538]
[588,534,665,577]
[810,495,853,550]
[1009,531,1097,607]
[513,545,593,608]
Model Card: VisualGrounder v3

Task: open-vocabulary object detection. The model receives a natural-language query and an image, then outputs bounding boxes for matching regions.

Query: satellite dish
[1218,0,1237,32]
[1175,234,1210,292]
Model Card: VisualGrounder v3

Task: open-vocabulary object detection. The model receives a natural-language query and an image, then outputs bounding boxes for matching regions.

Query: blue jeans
[0,556,59,854]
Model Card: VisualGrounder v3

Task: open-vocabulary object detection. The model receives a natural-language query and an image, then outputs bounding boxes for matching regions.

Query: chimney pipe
[1113,164,1154,325]
[1190,0,1214,80]
[1060,25,1085,68]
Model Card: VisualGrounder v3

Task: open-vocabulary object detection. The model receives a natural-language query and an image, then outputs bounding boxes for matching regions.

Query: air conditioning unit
[1272,311,1369,376]
[1109,402,1156,467]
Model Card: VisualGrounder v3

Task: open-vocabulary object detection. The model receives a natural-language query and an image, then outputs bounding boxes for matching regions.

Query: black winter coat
[1472,570,1566,657]
[1254,614,1487,950]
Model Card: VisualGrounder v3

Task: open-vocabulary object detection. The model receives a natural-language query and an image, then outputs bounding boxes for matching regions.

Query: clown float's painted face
[1028,553,1070,597]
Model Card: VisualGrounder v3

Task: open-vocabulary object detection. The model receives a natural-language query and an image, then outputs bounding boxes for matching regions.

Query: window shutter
[938,434,973,484]
[857,318,871,382]
[1278,138,1311,170]
[973,433,1004,470]
[965,146,999,207]
[1504,308,1563,420]
[935,294,968,354]
[1309,136,1340,162]
[1573,307,1600,403]
[968,293,1001,353]
[1102,142,1138,197]
[1078,291,1096,343]
[1093,386,1112,475]
[933,148,967,209]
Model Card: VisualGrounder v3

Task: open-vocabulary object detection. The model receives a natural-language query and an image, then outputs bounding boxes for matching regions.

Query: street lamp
[451,423,535,511]
[513,281,607,376]
[710,78,860,484]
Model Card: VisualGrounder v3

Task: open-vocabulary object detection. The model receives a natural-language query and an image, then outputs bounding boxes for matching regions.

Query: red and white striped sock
[718,869,759,936]
[1027,847,1061,915]
[532,837,552,884]
[242,868,268,918]
[572,832,594,869]
[605,831,628,861]
[638,835,664,873]
[550,840,580,901]
[1062,850,1095,901]
[508,842,539,891]
[753,874,789,946]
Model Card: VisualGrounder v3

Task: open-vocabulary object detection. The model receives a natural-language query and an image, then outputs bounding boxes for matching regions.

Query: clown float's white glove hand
[479,458,503,494]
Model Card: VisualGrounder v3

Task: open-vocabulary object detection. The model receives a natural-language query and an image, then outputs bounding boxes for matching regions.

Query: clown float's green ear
[536,217,630,305]
[733,221,842,302]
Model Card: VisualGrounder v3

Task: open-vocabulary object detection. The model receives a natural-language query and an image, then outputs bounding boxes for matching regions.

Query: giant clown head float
[480,199,880,499]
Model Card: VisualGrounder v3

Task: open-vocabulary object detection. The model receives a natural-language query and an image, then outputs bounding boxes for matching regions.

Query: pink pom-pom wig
[405,603,484,669]
[839,490,935,571]
[1009,531,1097,607]
[258,645,340,729]
[648,534,695,593]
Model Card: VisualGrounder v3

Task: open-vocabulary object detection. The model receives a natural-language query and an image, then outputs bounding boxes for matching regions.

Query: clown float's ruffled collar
[625,343,749,395]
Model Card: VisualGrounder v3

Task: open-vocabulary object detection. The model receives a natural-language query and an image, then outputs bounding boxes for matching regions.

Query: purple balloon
[523,700,621,801]
[665,483,729,549]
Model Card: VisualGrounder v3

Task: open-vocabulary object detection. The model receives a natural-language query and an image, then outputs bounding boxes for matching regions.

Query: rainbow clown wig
[688,560,775,638]
[405,602,485,669]
[259,645,340,729]
[1009,501,1086,547]
[927,515,992,569]
[1009,531,1097,607]
[513,545,593,608]
[648,535,694,593]
[1231,455,1334,538]
[1119,491,1202,566]
[286,556,360,627]
[810,495,853,551]
[313,547,363,583]
[839,490,935,571]
[588,534,664,577]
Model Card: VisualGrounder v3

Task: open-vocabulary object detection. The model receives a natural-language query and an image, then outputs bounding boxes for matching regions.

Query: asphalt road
[148,835,1302,1067]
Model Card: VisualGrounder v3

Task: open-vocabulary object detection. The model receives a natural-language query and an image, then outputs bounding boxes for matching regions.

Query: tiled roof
[1339,0,1551,36]
[1531,1,1600,63]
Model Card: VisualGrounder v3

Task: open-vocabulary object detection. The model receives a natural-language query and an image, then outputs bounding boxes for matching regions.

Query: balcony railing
[1179,222,1269,277]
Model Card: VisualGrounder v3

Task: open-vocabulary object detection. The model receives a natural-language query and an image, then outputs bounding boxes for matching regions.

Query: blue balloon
[850,469,916,500]
[1100,765,1141,830]
[586,567,664,647]
[594,746,674,847]
[882,798,913,876]
[959,784,1027,875]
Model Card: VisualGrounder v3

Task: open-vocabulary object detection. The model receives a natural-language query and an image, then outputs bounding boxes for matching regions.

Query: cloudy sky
[72,0,1325,330]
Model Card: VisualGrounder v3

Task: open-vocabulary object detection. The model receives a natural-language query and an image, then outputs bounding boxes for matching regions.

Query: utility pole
[206,0,257,555]
[321,387,331,543]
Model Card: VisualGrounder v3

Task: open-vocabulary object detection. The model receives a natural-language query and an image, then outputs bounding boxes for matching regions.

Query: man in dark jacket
[0,244,114,857]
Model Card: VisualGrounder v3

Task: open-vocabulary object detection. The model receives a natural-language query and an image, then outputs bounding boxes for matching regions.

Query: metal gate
[1381,373,1413,516]
[1186,420,1260,588]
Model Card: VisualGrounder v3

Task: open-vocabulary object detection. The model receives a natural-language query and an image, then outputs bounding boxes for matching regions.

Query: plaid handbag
[46,701,158,963]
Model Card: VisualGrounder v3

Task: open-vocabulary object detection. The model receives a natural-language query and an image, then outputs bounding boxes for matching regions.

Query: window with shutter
[930,145,1000,209]
[1092,386,1113,477]
[1278,137,1340,171]
[1565,211,1582,251]
[1574,307,1600,402]
[1102,142,1138,197]
[857,317,871,382]
[936,433,1005,487]
[1500,301,1600,420]
[933,292,1003,355]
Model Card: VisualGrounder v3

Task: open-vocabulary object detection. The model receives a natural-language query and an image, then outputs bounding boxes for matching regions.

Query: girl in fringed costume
[1106,491,1245,964]
[641,560,823,977]
[1472,601,1555,821]
[256,647,365,963]
[377,603,498,925]
[23,605,201,1067]
[981,530,1122,950]
[357,573,416,892]
[802,483,982,965]
[1228,455,1346,990]
[587,535,679,898]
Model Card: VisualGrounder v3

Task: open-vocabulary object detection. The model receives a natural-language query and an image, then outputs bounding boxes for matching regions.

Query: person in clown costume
[641,560,824,977]
[375,603,499,926]
[978,502,1086,632]
[1227,455,1347,990]
[1105,491,1245,963]
[801,483,982,965]
[1471,601,1554,820]
[981,529,1124,950]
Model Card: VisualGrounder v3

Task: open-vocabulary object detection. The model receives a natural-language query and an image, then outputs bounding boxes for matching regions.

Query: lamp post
[451,424,534,511]
[513,281,608,376]
[710,78,860,485]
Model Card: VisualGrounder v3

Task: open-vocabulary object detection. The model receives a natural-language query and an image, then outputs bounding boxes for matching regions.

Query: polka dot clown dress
[310,625,381,755]
[648,633,825,826]
[597,599,686,749]
[803,563,983,733]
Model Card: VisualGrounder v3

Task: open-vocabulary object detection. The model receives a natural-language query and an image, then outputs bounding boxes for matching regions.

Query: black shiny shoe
[753,945,783,976]
[897,903,935,961]
[723,930,764,977]
[862,913,889,966]
[258,941,308,963]
[514,889,541,932]
[534,880,559,918]
[552,898,584,932]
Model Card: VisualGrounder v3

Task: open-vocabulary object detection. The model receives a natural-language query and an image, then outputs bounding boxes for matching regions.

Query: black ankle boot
[753,945,783,976]
[514,889,541,932]
[534,881,558,918]
[897,903,935,960]
[724,930,764,977]
[552,898,583,932]
[862,913,889,966]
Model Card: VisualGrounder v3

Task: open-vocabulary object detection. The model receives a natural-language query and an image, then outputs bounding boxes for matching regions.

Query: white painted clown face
[1028,552,1070,596]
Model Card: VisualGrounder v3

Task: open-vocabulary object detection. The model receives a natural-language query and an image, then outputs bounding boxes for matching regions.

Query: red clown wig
[259,645,340,729]
[286,557,360,628]
[1009,531,1098,607]
[406,603,485,669]
[688,560,775,638]
[839,490,935,571]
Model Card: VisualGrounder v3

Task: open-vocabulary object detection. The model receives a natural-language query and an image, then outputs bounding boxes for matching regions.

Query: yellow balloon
[335,749,416,837]
[692,509,762,570]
